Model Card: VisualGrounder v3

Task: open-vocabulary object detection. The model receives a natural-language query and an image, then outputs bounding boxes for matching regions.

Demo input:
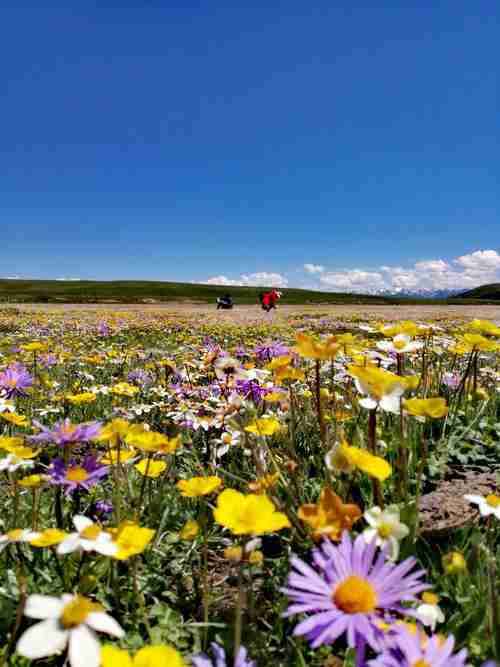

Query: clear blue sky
[2,2,498,289]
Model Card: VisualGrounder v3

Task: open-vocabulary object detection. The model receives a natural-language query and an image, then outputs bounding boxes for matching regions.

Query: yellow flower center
[60,596,101,629]
[394,340,407,350]
[377,522,393,539]
[333,575,378,614]
[6,529,23,541]
[66,467,89,482]
[412,662,432,667]
[422,592,439,605]
[80,525,101,540]
[486,495,500,508]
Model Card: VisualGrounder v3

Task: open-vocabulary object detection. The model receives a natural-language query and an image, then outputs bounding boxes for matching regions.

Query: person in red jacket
[259,289,282,312]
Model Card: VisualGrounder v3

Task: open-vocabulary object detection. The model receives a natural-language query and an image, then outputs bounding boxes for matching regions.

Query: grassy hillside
[459,283,500,300]
[0,278,396,305]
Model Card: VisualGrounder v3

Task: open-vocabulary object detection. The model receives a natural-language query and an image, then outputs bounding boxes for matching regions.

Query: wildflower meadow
[0,306,499,667]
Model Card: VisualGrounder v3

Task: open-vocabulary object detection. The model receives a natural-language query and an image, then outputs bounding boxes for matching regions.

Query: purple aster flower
[0,364,33,398]
[442,372,460,390]
[97,321,111,336]
[127,369,153,387]
[192,642,256,667]
[30,419,102,447]
[39,353,58,369]
[49,455,109,495]
[236,379,267,405]
[254,341,289,363]
[368,627,469,667]
[282,532,429,652]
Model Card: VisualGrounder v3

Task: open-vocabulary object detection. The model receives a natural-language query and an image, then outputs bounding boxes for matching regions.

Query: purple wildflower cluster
[0,363,33,398]
[254,341,289,363]
[30,419,102,447]
[49,455,108,495]
[192,643,256,667]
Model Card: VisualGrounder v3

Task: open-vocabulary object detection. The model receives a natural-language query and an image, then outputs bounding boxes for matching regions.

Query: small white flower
[416,593,445,631]
[57,516,118,556]
[0,454,34,473]
[464,494,500,519]
[377,334,423,355]
[16,593,124,667]
[363,506,409,561]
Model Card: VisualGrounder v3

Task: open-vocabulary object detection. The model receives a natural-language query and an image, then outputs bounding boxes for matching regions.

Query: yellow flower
[179,519,199,540]
[134,459,167,478]
[404,397,448,419]
[248,550,264,566]
[298,487,361,541]
[214,489,290,535]
[111,382,139,397]
[265,355,293,371]
[110,521,155,560]
[100,448,136,465]
[101,645,186,667]
[341,442,392,481]
[245,417,282,437]
[0,436,25,452]
[30,528,68,547]
[1,412,29,427]
[224,545,243,561]
[21,342,47,352]
[466,319,500,337]
[295,333,340,359]
[274,366,305,383]
[9,444,40,459]
[65,392,97,405]
[95,418,133,447]
[176,476,222,497]
[248,472,280,494]
[442,551,467,575]
[19,474,47,488]
[461,333,498,352]
[125,429,179,453]
[401,375,420,391]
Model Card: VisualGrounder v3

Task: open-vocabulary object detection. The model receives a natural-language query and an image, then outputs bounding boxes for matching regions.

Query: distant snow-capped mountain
[372,288,463,299]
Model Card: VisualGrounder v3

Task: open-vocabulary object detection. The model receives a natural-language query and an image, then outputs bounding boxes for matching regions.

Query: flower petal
[24,595,64,619]
[86,612,125,638]
[68,625,101,667]
[17,619,68,659]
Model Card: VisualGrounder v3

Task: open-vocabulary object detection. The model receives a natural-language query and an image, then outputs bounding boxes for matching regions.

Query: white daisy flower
[57,516,118,556]
[415,593,445,631]
[16,593,124,667]
[363,505,409,561]
[0,454,34,473]
[377,334,423,355]
[464,493,500,519]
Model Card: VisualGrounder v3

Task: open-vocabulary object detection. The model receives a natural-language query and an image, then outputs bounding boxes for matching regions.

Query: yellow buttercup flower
[214,489,290,535]
[135,459,167,478]
[30,528,68,547]
[442,551,467,575]
[100,448,136,465]
[179,519,199,540]
[295,333,340,360]
[110,521,155,560]
[404,397,448,419]
[95,418,133,446]
[340,442,392,481]
[0,436,25,452]
[65,392,97,405]
[176,476,222,497]
[460,333,498,353]
[466,319,500,337]
[125,429,180,454]
[19,474,47,488]
[21,342,47,352]
[101,644,186,667]
[111,382,139,397]
[245,417,282,437]
[1,412,29,427]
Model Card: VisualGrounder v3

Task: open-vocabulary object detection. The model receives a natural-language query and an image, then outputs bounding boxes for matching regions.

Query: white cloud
[320,270,386,292]
[55,277,82,281]
[204,272,289,288]
[312,249,500,293]
[304,263,325,274]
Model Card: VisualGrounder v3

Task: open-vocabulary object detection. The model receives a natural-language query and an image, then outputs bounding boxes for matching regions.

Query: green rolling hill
[459,283,500,300]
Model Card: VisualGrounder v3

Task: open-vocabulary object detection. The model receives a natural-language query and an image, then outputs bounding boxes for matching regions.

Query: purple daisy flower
[235,379,267,405]
[30,419,102,446]
[49,455,109,495]
[282,532,429,652]
[368,627,469,667]
[192,642,256,667]
[0,364,33,398]
[254,341,289,363]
